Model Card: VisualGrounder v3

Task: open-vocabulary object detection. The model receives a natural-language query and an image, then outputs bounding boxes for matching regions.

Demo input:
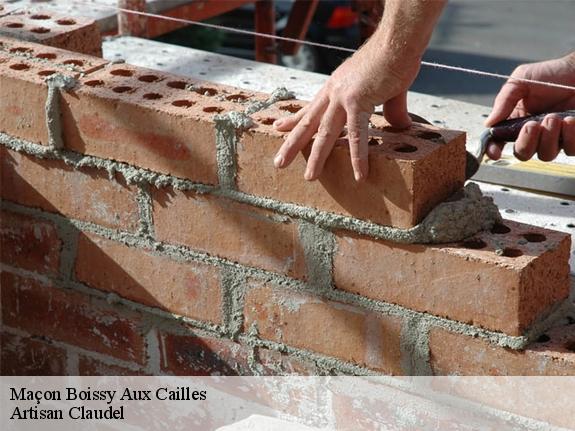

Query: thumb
[485,81,528,127]
[383,92,412,128]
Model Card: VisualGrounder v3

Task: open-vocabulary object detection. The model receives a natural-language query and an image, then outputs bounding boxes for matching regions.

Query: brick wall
[1,23,574,377]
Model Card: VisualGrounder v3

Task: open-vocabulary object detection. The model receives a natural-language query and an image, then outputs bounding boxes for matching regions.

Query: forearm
[365,0,446,67]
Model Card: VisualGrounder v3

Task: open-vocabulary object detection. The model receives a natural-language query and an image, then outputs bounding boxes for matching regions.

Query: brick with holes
[0,37,108,145]
[0,10,102,56]
[61,63,262,185]
[334,220,571,336]
[238,103,467,228]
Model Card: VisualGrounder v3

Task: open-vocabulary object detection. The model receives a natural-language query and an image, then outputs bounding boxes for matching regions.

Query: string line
[66,0,575,92]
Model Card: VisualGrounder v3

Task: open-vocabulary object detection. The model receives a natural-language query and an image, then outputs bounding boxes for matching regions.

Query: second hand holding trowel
[472,110,575,196]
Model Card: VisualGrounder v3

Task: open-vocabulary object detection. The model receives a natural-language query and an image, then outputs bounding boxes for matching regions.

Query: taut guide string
[9,1,575,92]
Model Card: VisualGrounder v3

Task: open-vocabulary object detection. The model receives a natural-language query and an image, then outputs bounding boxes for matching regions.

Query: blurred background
[155,0,575,107]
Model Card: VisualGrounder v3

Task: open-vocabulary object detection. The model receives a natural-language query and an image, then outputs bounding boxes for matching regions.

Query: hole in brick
[9,63,30,71]
[167,81,187,89]
[138,74,160,82]
[416,131,443,140]
[491,223,511,234]
[522,232,546,243]
[112,86,133,93]
[501,248,523,258]
[279,104,302,113]
[9,47,33,54]
[368,138,380,146]
[110,69,133,77]
[194,87,218,96]
[567,223,575,229]
[259,117,276,125]
[38,70,56,77]
[85,80,104,87]
[536,334,550,343]
[56,19,76,26]
[63,59,84,67]
[36,53,57,60]
[31,27,51,34]
[461,238,487,249]
[143,93,162,100]
[5,23,24,28]
[394,143,418,153]
[203,106,224,113]
[226,94,247,102]
[567,316,575,325]
[172,100,195,108]
[30,14,51,20]
[565,341,575,353]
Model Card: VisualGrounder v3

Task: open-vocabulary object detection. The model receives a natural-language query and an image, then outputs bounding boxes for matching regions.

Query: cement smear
[245,87,295,115]
[45,74,76,149]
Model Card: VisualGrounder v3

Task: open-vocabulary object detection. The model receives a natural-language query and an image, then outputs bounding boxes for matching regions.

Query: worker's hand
[485,53,575,161]
[272,41,420,182]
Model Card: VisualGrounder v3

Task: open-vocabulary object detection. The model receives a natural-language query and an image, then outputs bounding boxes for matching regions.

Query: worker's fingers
[346,107,371,182]
[304,103,347,181]
[273,97,328,169]
[537,114,562,161]
[485,81,528,127]
[383,92,412,128]
[561,116,575,156]
[486,140,506,160]
[513,120,540,161]
[273,103,311,132]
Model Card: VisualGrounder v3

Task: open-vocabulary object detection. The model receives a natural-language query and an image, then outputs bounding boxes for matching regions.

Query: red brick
[429,323,575,375]
[152,188,306,278]
[75,232,223,324]
[334,220,571,336]
[1,331,67,375]
[1,271,147,364]
[238,104,466,228]
[0,11,102,56]
[1,148,140,231]
[243,282,403,374]
[61,64,260,185]
[0,37,108,145]
[159,330,251,375]
[78,356,144,376]
[0,209,62,275]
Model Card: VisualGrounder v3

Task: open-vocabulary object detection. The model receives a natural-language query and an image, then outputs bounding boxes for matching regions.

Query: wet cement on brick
[45,74,76,149]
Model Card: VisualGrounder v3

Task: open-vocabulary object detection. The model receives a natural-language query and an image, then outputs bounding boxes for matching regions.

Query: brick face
[238,106,466,228]
[333,221,571,336]
[75,232,223,324]
[152,188,306,278]
[0,209,62,275]
[159,330,251,376]
[1,331,67,375]
[1,271,147,364]
[429,324,575,376]
[243,281,403,374]
[1,148,141,231]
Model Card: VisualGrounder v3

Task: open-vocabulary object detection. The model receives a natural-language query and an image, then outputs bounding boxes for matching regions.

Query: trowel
[472,110,575,196]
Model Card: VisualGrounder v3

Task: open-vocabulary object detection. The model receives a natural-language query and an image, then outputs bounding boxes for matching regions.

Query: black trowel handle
[488,110,575,142]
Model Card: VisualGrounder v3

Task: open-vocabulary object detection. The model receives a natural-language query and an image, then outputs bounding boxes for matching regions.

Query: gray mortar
[244,86,295,115]
[298,221,335,293]
[220,266,247,340]
[213,111,254,189]
[400,316,432,376]
[57,222,80,280]
[135,184,155,238]
[45,74,76,150]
